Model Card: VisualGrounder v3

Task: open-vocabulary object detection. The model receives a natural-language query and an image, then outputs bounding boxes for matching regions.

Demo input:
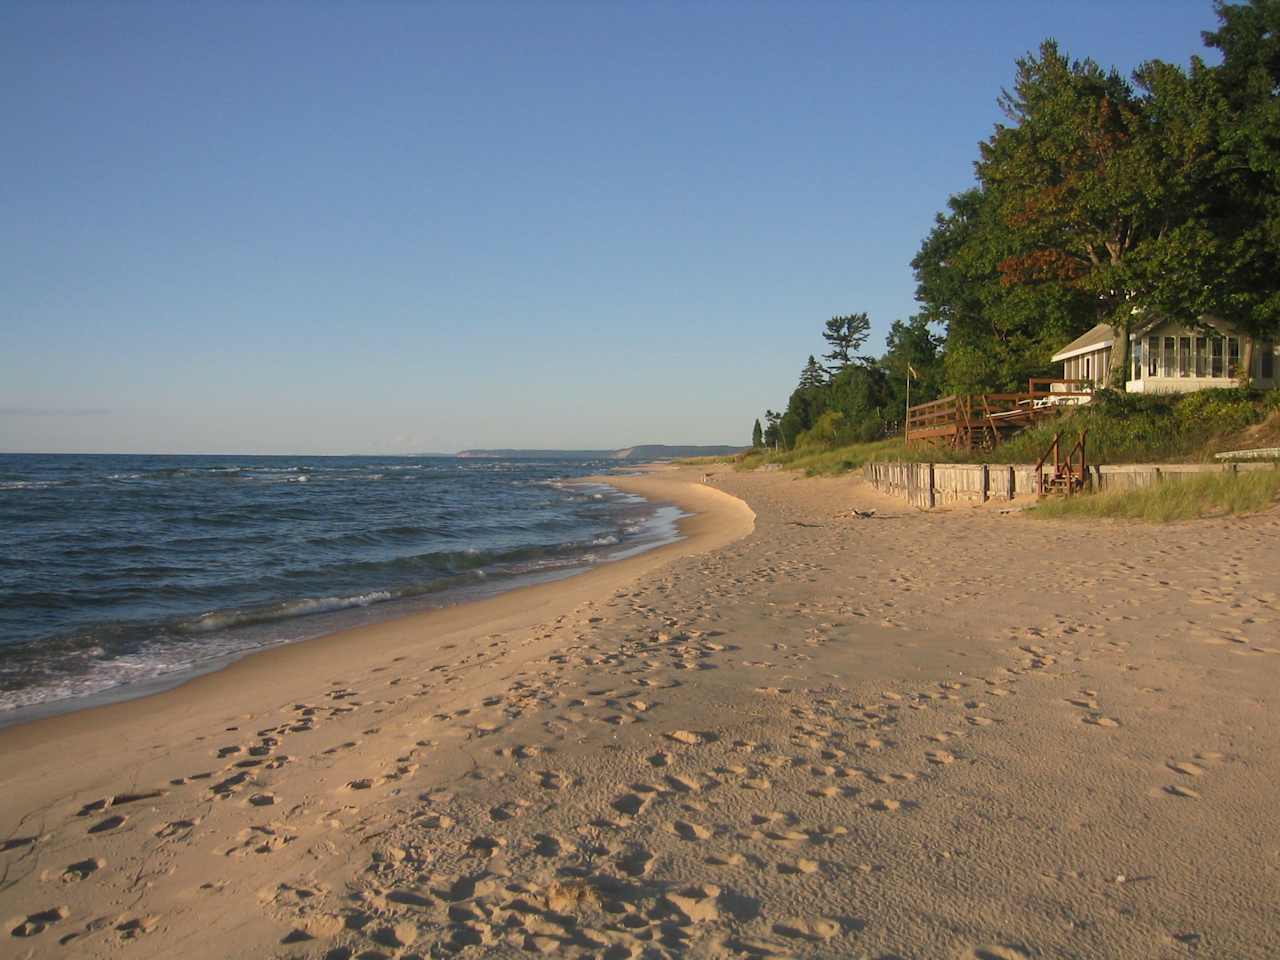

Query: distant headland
[454,444,743,461]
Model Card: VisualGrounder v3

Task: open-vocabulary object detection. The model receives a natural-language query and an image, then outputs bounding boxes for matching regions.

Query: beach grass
[1032,469,1280,522]
[734,438,907,475]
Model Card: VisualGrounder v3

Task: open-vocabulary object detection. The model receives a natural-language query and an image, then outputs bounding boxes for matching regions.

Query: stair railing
[1065,429,1089,496]
[1034,433,1061,498]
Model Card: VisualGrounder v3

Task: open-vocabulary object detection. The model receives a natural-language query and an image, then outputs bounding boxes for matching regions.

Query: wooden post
[981,463,989,503]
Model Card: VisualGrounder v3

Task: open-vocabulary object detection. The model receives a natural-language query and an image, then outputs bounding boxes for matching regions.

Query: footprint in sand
[77,790,165,817]
[965,947,1031,960]
[9,906,69,938]
[868,798,904,812]
[664,773,705,794]
[616,847,655,877]
[612,793,651,817]
[1167,761,1204,777]
[114,916,160,940]
[536,770,569,790]
[61,858,104,882]
[666,730,715,746]
[154,819,199,839]
[87,815,126,834]
[773,917,840,941]
[672,820,712,841]
[779,858,821,876]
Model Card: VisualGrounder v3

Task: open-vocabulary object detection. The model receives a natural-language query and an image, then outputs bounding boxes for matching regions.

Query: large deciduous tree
[976,40,1189,385]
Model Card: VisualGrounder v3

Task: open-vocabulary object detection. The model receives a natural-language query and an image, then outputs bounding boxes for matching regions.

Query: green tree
[763,409,782,449]
[917,37,1229,392]
[827,362,892,442]
[821,313,871,375]
[751,418,764,448]
[976,40,1177,385]
[779,357,831,448]
[798,355,826,389]
[879,316,943,427]
[1196,0,1280,374]
[911,186,1070,393]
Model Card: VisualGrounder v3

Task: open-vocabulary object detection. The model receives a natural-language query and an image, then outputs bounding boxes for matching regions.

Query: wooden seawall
[865,460,1280,509]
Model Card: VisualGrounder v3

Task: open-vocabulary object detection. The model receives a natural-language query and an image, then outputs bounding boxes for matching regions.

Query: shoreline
[0,465,754,753]
[0,474,691,730]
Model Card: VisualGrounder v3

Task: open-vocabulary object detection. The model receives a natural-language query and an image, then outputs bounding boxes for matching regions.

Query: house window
[1263,343,1275,380]
[1211,336,1224,377]
[1195,337,1208,377]
[1227,337,1240,378]
[1083,355,1092,382]
[1163,337,1175,377]
[1148,335,1159,376]
[1133,341,1143,380]
[1178,337,1191,376]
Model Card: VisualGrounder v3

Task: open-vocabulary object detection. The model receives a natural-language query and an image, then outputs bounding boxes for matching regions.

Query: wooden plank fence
[865,459,1280,509]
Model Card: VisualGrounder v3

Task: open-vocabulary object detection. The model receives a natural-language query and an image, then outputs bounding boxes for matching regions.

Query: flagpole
[904,367,911,447]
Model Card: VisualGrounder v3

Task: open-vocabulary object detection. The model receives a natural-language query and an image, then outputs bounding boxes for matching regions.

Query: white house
[1050,317,1278,393]
[1050,322,1115,388]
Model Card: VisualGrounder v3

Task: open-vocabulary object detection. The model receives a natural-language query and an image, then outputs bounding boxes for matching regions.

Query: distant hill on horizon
[455,444,744,461]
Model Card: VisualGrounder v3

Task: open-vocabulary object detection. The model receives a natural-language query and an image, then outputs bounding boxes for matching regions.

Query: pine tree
[822,313,871,374]
[752,419,764,448]
[798,355,827,389]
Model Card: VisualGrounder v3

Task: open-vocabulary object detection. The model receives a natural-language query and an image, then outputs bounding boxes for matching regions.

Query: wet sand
[2,464,1277,958]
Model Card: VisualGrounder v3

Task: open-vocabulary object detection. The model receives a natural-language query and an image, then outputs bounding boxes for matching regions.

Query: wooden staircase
[1035,430,1089,497]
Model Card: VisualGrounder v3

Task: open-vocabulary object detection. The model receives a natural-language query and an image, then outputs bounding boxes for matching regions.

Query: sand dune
[2,465,1278,958]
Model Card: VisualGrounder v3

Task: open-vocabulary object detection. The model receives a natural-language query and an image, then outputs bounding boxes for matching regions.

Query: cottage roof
[1051,323,1119,362]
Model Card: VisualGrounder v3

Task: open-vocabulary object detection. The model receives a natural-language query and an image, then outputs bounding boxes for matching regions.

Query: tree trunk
[1240,336,1255,388]
[1107,320,1130,389]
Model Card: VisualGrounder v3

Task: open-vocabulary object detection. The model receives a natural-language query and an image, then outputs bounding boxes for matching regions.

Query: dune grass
[1032,469,1280,522]
[733,438,908,476]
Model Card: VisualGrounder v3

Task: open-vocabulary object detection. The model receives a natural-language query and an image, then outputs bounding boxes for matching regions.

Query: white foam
[182,591,394,633]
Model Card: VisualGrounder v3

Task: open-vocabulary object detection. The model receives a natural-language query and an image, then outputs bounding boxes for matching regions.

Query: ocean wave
[181,591,394,633]
[0,453,677,718]
[0,480,64,490]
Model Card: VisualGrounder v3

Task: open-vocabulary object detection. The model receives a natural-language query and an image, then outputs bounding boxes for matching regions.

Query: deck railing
[905,379,1095,450]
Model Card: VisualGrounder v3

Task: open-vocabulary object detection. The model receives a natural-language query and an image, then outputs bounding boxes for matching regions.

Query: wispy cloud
[0,407,111,416]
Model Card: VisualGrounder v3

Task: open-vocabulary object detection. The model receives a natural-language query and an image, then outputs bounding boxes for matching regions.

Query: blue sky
[2,1,1223,454]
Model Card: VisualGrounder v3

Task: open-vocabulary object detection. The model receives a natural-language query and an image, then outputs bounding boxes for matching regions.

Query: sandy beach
[2,464,1278,959]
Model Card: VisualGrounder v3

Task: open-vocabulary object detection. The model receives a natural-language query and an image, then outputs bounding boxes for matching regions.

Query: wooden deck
[906,379,1092,450]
